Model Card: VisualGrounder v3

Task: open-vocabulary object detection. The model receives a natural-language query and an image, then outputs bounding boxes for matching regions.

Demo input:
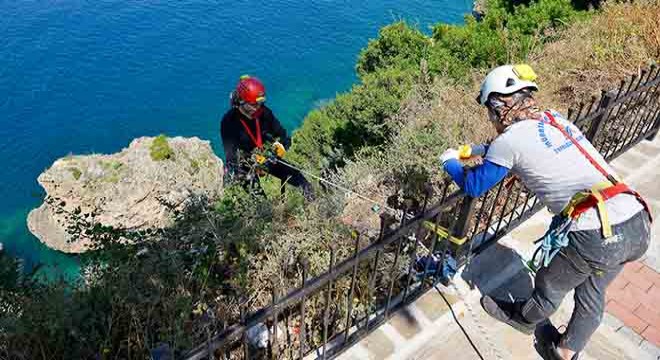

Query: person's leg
[244,175,267,197]
[556,210,651,358]
[266,160,315,200]
[558,265,622,356]
[523,246,593,324]
[227,166,267,198]
[482,246,591,335]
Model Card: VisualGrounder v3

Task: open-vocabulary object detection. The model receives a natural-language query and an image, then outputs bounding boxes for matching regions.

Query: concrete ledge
[340,287,462,360]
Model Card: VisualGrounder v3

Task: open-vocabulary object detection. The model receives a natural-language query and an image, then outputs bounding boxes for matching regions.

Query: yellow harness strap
[591,190,613,238]
[591,181,615,238]
[422,221,467,245]
[563,181,615,238]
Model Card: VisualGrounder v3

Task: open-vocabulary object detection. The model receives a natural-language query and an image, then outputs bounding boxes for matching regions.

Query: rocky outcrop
[28,136,224,253]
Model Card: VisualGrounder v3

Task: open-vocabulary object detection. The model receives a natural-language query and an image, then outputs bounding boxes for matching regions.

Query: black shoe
[535,322,562,360]
[480,295,536,335]
[534,323,581,360]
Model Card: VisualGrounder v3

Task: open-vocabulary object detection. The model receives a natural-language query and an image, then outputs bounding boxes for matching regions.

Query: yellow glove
[254,154,267,165]
[458,145,472,159]
[458,144,487,159]
[273,141,286,158]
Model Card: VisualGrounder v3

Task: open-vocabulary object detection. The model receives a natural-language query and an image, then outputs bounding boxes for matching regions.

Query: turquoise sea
[0,0,471,278]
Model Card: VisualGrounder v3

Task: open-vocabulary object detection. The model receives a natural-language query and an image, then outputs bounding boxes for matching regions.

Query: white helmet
[478,64,538,106]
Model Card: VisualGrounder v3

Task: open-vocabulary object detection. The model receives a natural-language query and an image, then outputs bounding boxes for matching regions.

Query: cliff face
[28,136,224,253]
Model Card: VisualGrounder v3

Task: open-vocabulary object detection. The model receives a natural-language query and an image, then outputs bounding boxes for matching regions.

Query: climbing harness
[529,111,652,270]
[531,215,574,270]
[239,117,263,149]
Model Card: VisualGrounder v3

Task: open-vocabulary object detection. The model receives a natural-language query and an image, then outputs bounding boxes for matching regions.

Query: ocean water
[0,0,471,278]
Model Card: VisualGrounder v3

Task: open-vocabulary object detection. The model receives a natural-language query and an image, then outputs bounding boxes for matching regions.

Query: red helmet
[236,75,266,104]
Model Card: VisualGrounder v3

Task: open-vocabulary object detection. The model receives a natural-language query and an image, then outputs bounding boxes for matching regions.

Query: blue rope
[536,215,573,268]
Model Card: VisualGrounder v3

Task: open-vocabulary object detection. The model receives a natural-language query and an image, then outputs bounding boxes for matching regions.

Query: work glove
[253,154,267,177]
[273,141,286,158]
[458,144,488,159]
[254,154,267,165]
[439,148,459,165]
[458,145,473,159]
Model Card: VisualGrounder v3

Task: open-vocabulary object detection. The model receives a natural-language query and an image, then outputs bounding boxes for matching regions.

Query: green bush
[290,65,416,172]
[1,190,281,359]
[68,167,82,180]
[150,134,174,161]
[428,0,580,80]
[356,22,430,78]
[291,0,584,175]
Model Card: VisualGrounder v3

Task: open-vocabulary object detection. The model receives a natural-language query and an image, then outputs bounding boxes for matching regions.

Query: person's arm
[443,159,509,197]
[220,115,239,174]
[266,108,291,148]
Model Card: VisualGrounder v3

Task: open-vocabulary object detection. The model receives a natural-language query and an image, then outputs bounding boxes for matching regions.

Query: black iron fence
[184,65,660,360]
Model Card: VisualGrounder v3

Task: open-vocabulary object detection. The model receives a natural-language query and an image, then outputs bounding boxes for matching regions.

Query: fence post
[454,196,477,240]
[453,196,477,289]
[585,91,614,142]
[271,276,280,360]
[647,107,660,142]
[240,298,249,360]
[646,65,660,141]
[298,258,309,360]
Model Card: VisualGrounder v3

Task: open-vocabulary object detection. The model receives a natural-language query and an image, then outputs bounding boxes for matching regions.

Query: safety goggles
[239,101,262,115]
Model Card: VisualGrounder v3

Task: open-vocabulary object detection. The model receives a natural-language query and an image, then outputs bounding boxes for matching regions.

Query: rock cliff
[28,136,224,253]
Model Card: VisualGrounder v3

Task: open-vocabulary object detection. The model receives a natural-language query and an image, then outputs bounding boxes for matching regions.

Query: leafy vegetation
[68,167,82,180]
[5,1,659,358]
[289,0,585,175]
[150,134,174,161]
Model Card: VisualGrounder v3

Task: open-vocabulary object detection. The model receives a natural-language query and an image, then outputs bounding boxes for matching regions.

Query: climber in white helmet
[439,64,652,360]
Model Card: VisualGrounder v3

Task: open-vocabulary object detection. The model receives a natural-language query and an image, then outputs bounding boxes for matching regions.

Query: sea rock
[27,136,224,253]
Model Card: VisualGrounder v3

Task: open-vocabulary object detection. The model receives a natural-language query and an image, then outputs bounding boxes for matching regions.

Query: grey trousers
[521,210,651,352]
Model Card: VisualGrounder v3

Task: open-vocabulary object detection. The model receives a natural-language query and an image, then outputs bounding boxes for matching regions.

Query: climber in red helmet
[220,75,314,200]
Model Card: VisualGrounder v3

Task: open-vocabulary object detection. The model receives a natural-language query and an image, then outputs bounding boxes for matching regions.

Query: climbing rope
[415,239,507,360]
[269,158,422,224]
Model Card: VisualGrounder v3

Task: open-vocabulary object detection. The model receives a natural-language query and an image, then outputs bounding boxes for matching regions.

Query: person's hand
[273,141,286,158]
[439,148,459,164]
[458,145,472,159]
[254,154,267,165]
[458,144,488,159]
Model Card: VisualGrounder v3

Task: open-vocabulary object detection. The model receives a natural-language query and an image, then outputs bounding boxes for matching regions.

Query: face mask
[239,102,261,117]
[488,107,500,122]
[486,96,507,122]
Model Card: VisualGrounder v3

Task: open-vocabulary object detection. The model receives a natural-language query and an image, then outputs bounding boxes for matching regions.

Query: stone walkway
[604,136,660,350]
[606,261,660,347]
[340,135,660,360]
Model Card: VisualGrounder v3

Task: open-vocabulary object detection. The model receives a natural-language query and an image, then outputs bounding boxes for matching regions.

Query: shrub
[150,134,174,161]
[289,65,416,171]
[356,22,430,78]
[428,0,579,81]
[291,0,584,174]
[68,167,82,180]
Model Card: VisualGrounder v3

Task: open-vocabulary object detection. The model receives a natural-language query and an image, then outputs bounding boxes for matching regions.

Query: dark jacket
[220,105,290,174]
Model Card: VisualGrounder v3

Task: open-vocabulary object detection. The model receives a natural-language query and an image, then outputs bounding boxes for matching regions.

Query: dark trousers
[240,160,314,200]
[521,210,651,352]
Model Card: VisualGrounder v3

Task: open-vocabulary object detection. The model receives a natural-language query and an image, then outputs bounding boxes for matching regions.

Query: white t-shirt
[485,110,643,231]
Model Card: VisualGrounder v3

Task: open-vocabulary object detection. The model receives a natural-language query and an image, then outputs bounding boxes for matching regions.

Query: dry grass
[338,72,494,229]
[532,1,660,112]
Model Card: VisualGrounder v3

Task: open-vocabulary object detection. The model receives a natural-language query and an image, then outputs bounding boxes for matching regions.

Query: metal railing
[184,65,660,360]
